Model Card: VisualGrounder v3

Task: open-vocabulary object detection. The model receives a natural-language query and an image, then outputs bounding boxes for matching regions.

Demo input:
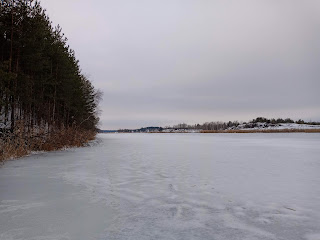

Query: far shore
[201,129,320,133]
[105,129,320,134]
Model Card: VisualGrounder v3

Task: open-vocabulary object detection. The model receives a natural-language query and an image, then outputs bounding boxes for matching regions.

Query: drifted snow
[0,133,320,240]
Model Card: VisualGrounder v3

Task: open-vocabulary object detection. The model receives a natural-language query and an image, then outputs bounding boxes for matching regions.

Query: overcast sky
[40,0,320,129]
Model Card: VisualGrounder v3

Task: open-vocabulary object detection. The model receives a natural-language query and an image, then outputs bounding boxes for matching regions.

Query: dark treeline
[172,121,240,131]
[0,0,101,160]
[0,0,100,133]
[172,117,320,131]
[251,117,320,125]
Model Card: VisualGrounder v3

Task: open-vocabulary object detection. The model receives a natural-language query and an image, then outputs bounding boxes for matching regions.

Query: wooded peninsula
[0,1,101,161]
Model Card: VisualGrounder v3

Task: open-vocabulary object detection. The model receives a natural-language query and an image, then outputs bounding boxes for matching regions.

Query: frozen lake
[1,133,320,240]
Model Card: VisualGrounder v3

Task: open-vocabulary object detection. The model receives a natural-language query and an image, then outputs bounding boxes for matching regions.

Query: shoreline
[104,129,320,134]
[201,129,320,133]
[0,129,96,163]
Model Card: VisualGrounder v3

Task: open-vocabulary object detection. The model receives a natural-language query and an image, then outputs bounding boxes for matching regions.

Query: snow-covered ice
[1,133,320,240]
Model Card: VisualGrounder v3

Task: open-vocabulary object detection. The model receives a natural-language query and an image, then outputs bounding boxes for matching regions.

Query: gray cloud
[40,0,320,129]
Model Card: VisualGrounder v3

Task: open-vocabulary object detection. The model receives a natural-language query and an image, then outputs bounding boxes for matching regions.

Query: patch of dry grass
[0,125,96,162]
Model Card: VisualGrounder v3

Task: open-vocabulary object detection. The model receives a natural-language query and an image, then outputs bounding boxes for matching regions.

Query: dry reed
[0,124,96,162]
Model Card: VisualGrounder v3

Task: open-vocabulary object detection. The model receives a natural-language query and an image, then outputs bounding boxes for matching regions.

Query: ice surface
[1,133,320,240]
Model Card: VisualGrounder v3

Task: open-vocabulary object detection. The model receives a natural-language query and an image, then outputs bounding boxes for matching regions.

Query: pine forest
[0,0,101,160]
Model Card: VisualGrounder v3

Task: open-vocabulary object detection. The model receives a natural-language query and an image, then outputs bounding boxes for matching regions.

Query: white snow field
[1,133,320,240]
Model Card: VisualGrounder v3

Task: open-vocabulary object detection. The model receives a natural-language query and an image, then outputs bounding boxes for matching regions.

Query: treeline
[118,127,163,133]
[0,1,101,160]
[251,117,320,125]
[172,121,240,131]
[172,117,320,131]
